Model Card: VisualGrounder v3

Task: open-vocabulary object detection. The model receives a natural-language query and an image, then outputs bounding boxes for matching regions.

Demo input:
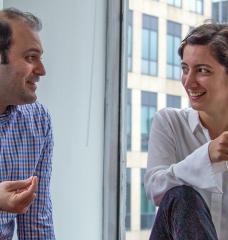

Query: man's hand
[209,131,228,163]
[0,176,38,214]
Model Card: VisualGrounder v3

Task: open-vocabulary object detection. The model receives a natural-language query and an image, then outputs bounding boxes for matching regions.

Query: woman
[144,23,228,240]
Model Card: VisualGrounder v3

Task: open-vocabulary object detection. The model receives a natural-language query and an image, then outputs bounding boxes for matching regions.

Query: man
[0,8,55,239]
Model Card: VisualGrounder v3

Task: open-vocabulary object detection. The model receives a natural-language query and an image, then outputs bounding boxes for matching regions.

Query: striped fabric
[0,102,55,239]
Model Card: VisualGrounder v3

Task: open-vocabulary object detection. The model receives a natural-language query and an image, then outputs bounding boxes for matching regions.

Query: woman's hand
[0,176,38,214]
[209,131,228,163]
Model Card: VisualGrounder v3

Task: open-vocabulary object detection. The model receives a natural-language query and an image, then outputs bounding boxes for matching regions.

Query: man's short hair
[0,8,42,64]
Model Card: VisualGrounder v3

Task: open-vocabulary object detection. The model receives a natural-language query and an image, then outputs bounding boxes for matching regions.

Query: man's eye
[26,55,36,62]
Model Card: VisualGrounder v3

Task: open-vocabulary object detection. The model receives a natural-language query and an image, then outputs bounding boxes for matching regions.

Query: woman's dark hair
[0,8,42,64]
[178,23,228,73]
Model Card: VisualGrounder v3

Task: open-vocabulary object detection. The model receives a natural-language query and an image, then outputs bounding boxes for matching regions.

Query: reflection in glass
[141,92,157,152]
[141,15,158,76]
[141,169,156,229]
[126,168,131,230]
[167,21,181,80]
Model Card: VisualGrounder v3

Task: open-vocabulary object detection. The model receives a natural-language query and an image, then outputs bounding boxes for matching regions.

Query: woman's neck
[199,111,228,139]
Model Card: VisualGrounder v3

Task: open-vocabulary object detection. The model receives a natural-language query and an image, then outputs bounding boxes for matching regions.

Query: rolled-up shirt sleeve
[144,109,226,206]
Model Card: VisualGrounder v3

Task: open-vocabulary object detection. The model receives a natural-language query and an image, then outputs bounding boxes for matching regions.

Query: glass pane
[128,26,132,57]
[128,57,132,72]
[142,59,149,74]
[167,35,173,64]
[196,0,203,14]
[127,104,131,150]
[125,1,215,240]
[150,31,157,61]
[125,168,131,230]
[174,36,181,65]
[149,61,157,76]
[141,170,156,229]
[174,65,181,80]
[167,0,174,4]
[167,95,181,108]
[175,0,181,7]
[166,64,173,79]
[141,105,156,152]
[142,29,149,59]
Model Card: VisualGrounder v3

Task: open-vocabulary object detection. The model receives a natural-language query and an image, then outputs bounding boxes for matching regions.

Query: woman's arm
[144,109,225,206]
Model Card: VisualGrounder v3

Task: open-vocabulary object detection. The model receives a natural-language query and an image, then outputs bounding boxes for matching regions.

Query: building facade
[212,0,228,23]
[126,1,212,239]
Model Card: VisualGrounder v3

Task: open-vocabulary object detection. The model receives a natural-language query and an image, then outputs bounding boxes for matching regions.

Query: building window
[212,0,228,23]
[167,94,181,108]
[125,168,131,230]
[167,21,181,80]
[189,0,204,14]
[141,169,156,229]
[141,91,157,152]
[128,10,133,71]
[127,89,132,151]
[141,15,158,76]
[167,0,181,8]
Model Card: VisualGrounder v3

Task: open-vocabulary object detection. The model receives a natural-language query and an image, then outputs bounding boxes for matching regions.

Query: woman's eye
[199,67,210,73]
[181,67,188,74]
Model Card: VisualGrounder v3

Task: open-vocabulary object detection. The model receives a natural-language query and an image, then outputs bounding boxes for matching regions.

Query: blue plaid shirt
[0,102,55,239]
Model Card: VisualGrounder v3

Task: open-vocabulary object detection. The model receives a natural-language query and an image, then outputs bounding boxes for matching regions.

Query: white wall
[3,1,106,239]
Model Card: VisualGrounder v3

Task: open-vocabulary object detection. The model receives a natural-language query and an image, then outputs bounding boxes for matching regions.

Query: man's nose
[34,61,46,76]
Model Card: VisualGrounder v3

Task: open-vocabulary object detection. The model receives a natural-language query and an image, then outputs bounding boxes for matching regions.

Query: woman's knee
[160,185,206,210]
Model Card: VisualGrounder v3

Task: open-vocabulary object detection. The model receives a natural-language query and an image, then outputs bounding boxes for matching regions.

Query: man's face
[0,20,46,112]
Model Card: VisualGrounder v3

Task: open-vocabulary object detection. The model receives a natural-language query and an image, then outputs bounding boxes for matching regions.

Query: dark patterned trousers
[149,185,218,240]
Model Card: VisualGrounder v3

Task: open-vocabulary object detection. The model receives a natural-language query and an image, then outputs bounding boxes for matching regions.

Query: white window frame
[103,0,128,240]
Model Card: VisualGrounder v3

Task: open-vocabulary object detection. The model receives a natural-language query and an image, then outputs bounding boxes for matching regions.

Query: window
[212,0,228,23]
[123,1,213,240]
[141,91,157,152]
[128,10,133,71]
[127,89,132,151]
[141,169,156,229]
[167,0,181,8]
[189,0,204,14]
[141,15,158,76]
[126,168,131,230]
[167,21,181,80]
[167,94,181,108]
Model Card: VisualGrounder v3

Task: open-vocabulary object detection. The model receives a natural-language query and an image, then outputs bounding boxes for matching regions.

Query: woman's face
[181,44,228,115]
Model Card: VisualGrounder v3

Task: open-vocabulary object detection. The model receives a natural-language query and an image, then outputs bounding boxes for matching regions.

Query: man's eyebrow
[23,48,43,54]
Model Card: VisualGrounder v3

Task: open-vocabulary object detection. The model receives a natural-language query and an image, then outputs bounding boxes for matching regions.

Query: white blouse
[144,107,228,239]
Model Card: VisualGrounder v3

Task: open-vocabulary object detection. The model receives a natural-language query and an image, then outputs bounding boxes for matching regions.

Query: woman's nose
[183,72,197,88]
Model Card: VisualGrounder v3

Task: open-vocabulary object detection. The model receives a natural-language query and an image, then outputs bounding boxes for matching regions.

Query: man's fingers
[5,177,33,191]
[16,177,38,201]
[10,177,38,213]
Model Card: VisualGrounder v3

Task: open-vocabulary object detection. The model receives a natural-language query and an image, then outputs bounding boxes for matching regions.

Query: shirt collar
[6,105,22,114]
[188,108,201,133]
[0,105,22,123]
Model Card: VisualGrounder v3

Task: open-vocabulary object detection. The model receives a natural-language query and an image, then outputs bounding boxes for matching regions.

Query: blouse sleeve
[144,110,225,206]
